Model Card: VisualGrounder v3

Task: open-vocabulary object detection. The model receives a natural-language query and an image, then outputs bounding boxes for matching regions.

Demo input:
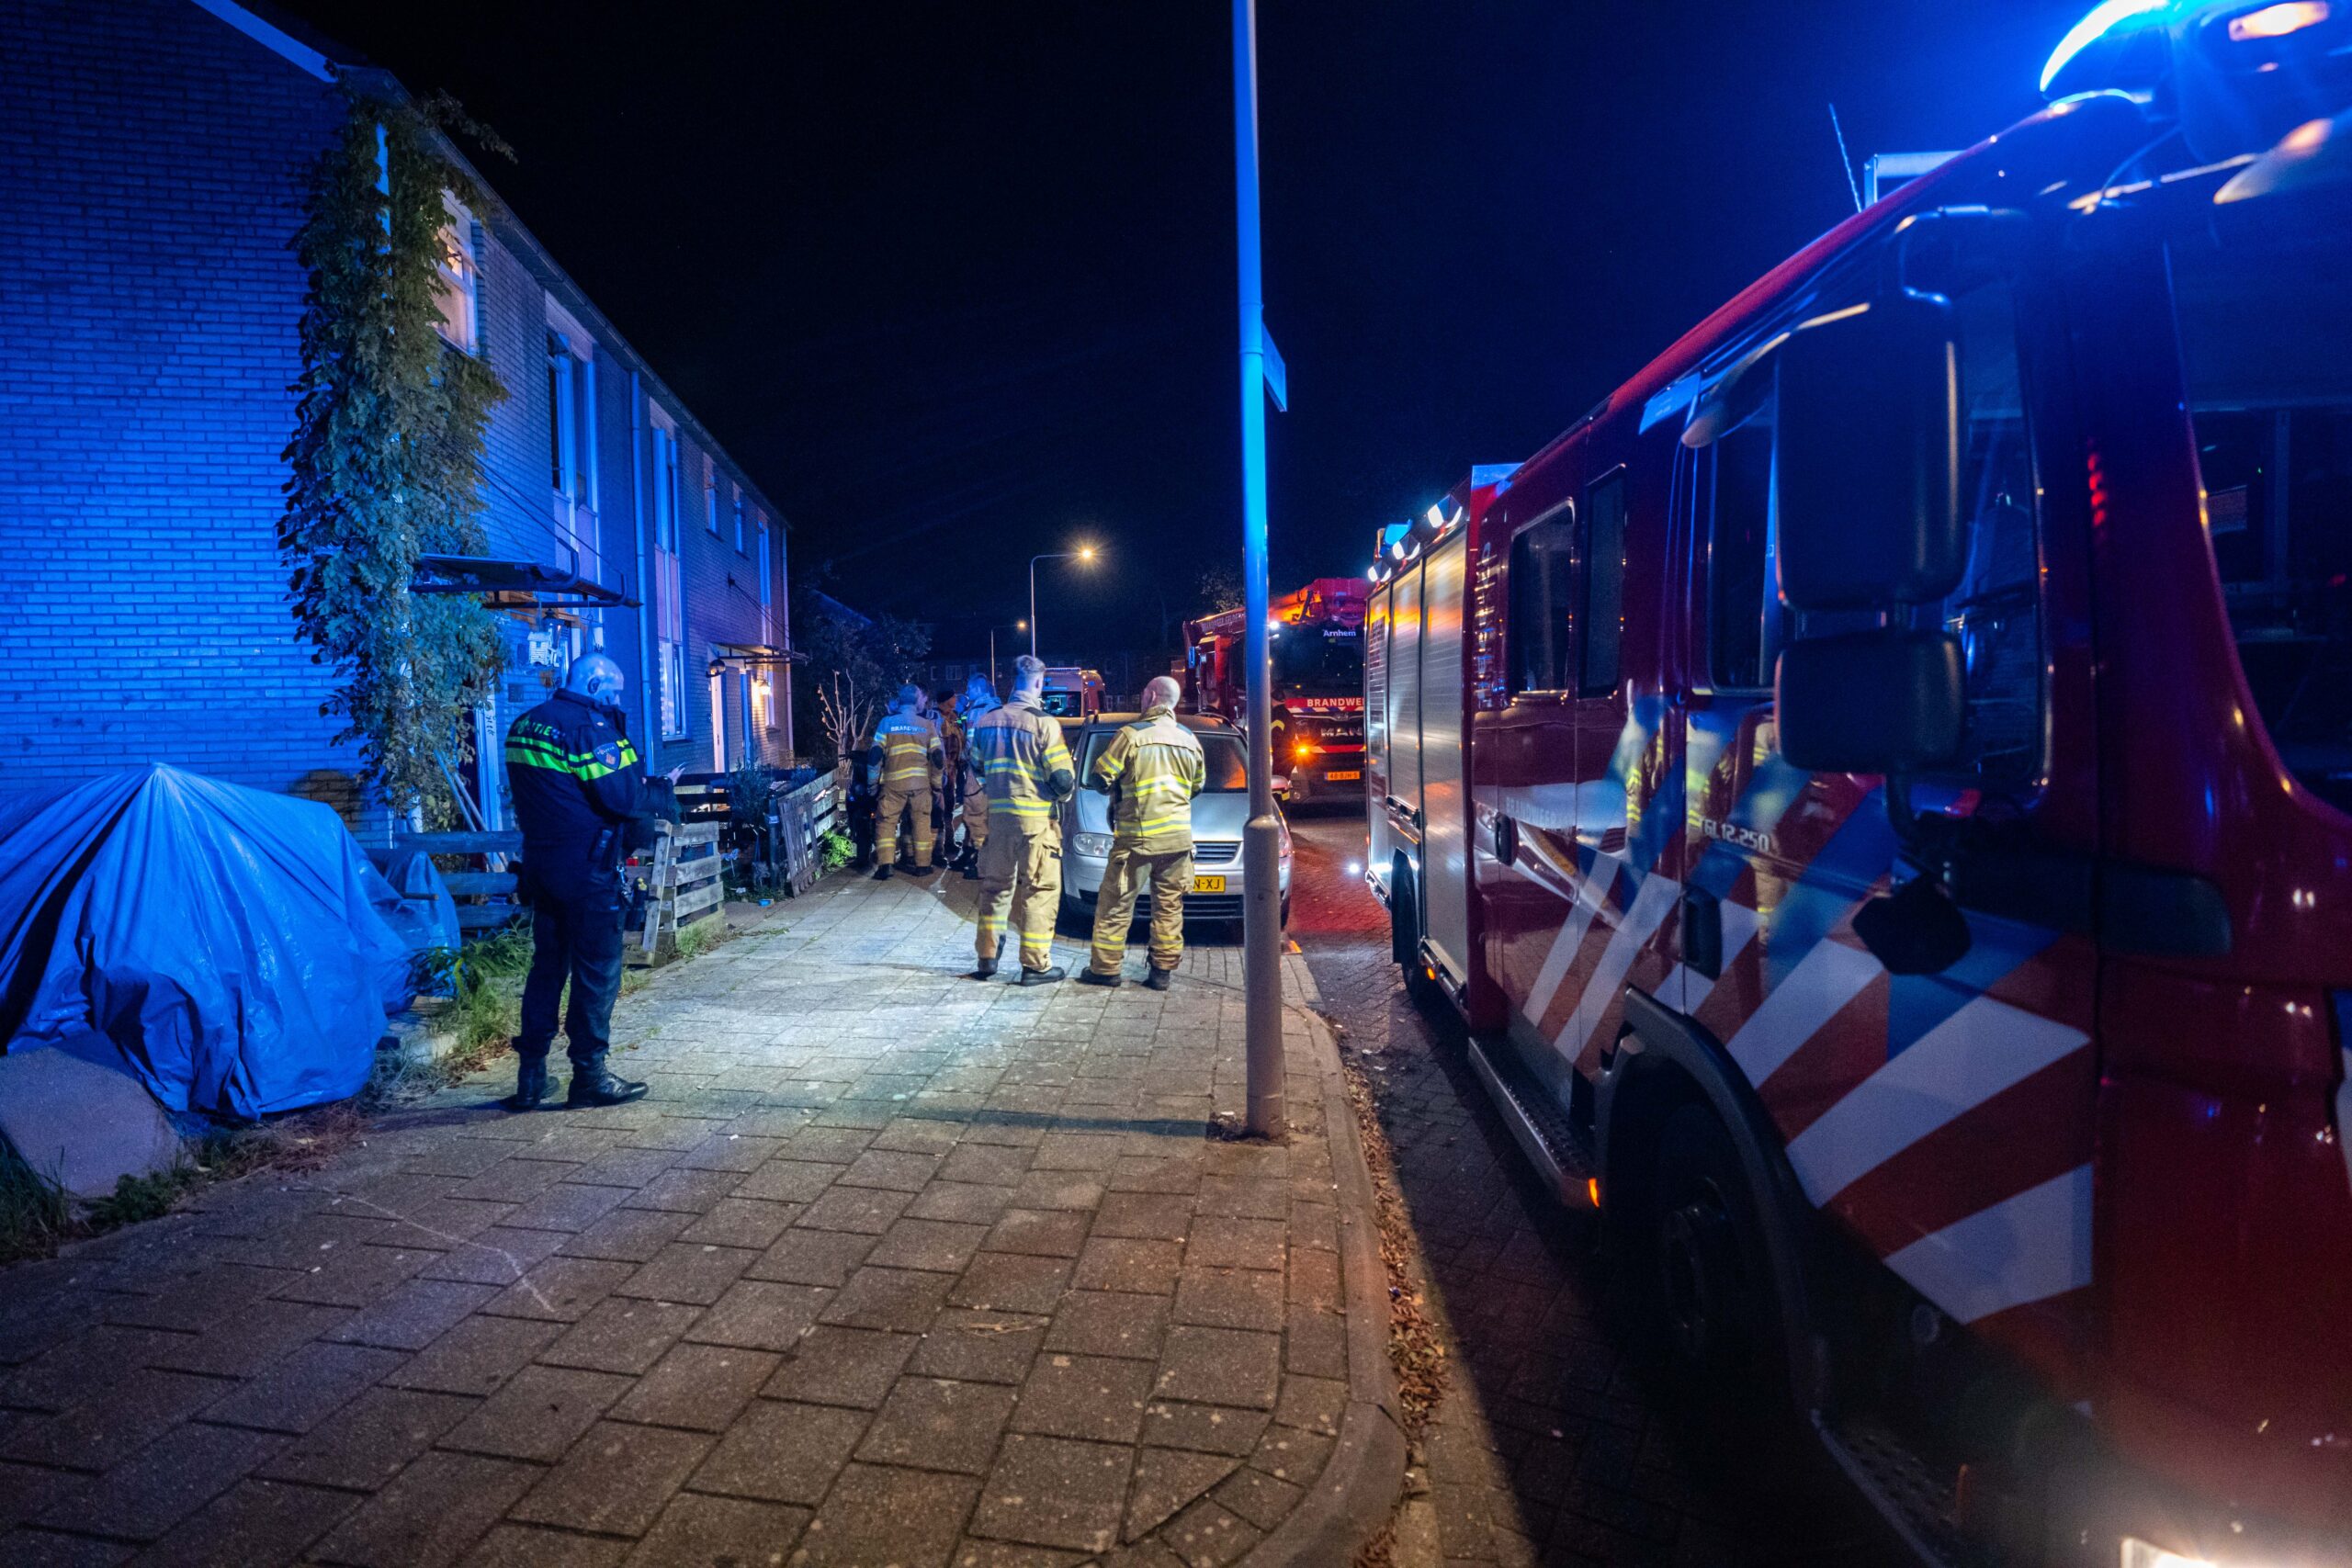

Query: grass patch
[2,1104,374,1266]
[0,1142,74,1264]
[674,916,723,962]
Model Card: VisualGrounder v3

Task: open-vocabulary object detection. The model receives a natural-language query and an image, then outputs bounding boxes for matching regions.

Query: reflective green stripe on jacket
[504,725,640,781]
[1091,711,1205,852]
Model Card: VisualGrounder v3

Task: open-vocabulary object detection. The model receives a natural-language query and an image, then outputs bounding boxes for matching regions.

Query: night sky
[275,0,2086,660]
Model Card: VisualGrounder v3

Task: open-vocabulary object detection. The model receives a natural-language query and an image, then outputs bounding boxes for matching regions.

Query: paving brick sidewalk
[0,870,1400,1567]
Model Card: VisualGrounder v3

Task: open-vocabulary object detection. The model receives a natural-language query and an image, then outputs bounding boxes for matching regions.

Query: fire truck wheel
[1649,1101,1781,1404]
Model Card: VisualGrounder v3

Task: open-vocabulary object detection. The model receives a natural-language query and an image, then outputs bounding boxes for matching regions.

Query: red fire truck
[1186,578,1367,802]
[1366,6,2352,1563]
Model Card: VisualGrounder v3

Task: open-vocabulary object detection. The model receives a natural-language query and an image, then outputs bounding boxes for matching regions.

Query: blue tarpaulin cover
[0,765,417,1119]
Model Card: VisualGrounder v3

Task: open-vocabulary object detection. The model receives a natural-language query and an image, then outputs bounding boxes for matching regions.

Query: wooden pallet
[392,829,526,934]
[627,820,724,966]
[773,771,841,897]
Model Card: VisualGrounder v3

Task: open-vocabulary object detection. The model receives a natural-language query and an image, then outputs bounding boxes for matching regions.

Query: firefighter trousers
[961,778,989,857]
[875,776,932,866]
[976,822,1060,972]
[1089,845,1192,976]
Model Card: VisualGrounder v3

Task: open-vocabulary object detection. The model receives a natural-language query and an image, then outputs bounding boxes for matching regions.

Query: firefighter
[965,655,1075,982]
[954,672,1000,878]
[1079,675,1206,990]
[868,684,943,880]
[503,653,656,1111]
[922,682,950,869]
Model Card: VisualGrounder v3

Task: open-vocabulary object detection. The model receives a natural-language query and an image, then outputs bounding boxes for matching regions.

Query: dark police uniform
[504,689,649,1071]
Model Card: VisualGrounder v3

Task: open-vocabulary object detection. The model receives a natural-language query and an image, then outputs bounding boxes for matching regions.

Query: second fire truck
[1186,578,1367,802]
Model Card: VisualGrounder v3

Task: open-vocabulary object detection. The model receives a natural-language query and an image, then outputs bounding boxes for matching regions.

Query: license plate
[1324,770,1362,782]
[1193,875,1227,893]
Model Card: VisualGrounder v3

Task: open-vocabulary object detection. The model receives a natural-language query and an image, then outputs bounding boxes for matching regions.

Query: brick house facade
[0,0,792,838]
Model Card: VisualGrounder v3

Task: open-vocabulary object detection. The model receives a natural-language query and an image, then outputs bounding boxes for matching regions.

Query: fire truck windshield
[1272,627,1363,693]
[2170,197,2352,814]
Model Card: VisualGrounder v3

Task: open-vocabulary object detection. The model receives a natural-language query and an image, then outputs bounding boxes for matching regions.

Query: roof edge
[186,0,334,80]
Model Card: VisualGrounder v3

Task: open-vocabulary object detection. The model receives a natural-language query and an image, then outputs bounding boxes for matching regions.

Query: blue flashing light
[2040,0,2170,93]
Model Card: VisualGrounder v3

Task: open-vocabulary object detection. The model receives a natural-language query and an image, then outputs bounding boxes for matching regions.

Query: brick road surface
[1283,808,1893,1568]
[0,865,1400,1567]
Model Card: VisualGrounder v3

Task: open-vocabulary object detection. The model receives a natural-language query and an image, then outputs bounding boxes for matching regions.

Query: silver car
[1059,713,1293,929]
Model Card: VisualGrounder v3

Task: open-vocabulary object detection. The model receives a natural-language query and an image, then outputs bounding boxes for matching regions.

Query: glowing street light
[1029,545,1100,660]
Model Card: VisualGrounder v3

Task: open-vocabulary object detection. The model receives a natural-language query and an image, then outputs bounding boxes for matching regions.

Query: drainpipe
[629,371,656,755]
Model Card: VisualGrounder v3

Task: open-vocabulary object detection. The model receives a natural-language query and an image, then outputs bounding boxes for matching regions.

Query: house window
[732,486,746,554]
[432,193,479,352]
[705,468,720,536]
[652,420,689,739]
[546,335,596,507]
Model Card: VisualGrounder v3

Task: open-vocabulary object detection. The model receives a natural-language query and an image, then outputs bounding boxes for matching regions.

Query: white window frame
[433,192,480,353]
[756,516,774,645]
[546,331,599,577]
[650,412,689,739]
[708,661,727,773]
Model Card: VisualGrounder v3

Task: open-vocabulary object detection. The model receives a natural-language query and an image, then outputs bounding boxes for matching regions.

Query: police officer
[868,684,944,880]
[1079,676,1206,991]
[965,655,1075,982]
[503,653,655,1111]
[954,672,1000,879]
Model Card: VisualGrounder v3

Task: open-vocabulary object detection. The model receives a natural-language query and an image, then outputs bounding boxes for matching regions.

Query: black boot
[1144,966,1173,992]
[509,1056,549,1111]
[1077,968,1122,988]
[872,865,892,882]
[1018,965,1067,987]
[971,956,997,979]
[909,863,936,878]
[567,1055,649,1108]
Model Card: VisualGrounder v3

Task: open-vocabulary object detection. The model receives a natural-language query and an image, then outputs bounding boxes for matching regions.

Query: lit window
[705,469,719,536]
[432,193,479,352]
[733,485,746,554]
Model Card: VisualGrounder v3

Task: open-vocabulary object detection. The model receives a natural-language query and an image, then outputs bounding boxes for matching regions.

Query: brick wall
[0,0,797,840]
[0,0,351,807]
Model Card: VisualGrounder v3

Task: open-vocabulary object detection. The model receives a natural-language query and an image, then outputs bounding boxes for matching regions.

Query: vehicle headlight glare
[1072,832,1114,859]
[2120,1538,2222,1568]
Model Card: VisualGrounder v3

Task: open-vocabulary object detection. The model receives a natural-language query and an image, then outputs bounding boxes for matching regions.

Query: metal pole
[989,626,997,696]
[1233,0,1283,1140]
[1029,560,1039,660]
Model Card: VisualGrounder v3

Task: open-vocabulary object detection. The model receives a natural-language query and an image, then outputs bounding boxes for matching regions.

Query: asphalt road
[1277,803,1898,1567]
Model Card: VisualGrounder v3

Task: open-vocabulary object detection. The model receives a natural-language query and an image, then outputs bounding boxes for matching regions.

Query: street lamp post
[1232,0,1283,1140]
[1028,547,1097,662]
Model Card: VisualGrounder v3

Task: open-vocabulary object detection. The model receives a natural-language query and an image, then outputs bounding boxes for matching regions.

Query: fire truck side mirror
[1774,631,1963,776]
[1773,290,1964,612]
